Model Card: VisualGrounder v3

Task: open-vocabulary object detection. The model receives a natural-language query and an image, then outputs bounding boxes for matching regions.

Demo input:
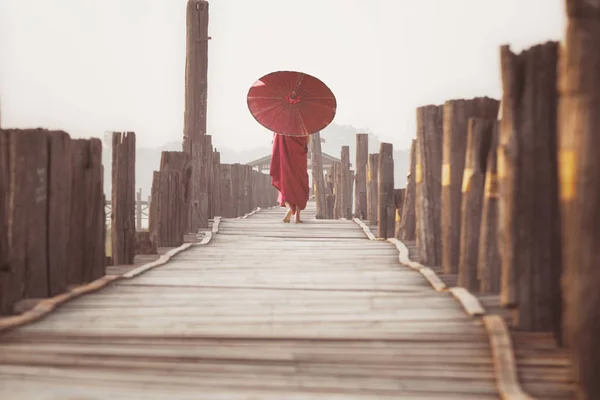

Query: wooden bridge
[1,1,599,399]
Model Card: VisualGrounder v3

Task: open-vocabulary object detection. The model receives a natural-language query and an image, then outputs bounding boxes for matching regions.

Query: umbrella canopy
[247,70,337,136]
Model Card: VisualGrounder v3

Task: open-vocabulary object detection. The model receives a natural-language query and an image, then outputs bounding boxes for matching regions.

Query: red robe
[270,133,309,214]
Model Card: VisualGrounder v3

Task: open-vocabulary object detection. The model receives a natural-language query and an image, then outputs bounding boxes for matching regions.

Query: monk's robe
[270,132,309,214]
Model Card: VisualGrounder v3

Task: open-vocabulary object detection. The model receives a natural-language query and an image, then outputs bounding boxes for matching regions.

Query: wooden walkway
[0,202,500,399]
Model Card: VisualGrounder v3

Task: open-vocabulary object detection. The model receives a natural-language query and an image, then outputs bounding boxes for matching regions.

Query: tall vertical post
[310,132,327,219]
[415,105,443,266]
[377,143,394,239]
[559,2,600,397]
[441,98,499,275]
[366,154,379,226]
[111,132,136,266]
[354,134,369,219]
[340,146,351,219]
[184,0,210,231]
[399,139,417,241]
[136,189,142,231]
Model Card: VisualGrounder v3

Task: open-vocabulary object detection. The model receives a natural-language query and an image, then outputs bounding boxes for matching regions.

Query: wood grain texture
[399,139,416,241]
[559,4,600,397]
[366,154,379,226]
[441,98,500,275]
[111,132,136,265]
[377,143,394,239]
[354,134,369,219]
[0,201,501,399]
[415,105,443,266]
[499,43,562,340]
[457,119,495,292]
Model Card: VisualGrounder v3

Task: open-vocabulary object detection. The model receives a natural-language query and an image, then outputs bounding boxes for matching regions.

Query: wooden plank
[499,43,562,338]
[111,131,136,265]
[484,315,535,400]
[366,154,379,226]
[559,3,600,397]
[399,139,416,241]
[441,98,499,275]
[457,119,495,291]
[354,134,369,219]
[415,105,443,266]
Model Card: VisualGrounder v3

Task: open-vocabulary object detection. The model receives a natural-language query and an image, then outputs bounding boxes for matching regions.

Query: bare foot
[282,209,293,223]
[295,212,303,223]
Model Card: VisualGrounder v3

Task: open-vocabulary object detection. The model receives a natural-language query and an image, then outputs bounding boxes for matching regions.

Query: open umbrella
[247,70,337,136]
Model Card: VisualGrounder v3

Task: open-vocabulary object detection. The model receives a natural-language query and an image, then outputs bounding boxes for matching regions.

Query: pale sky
[0,0,565,151]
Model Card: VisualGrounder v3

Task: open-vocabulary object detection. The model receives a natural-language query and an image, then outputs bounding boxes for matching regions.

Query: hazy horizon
[0,0,565,152]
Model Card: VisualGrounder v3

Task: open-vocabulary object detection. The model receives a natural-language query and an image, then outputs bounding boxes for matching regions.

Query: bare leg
[295,209,303,223]
[282,202,293,223]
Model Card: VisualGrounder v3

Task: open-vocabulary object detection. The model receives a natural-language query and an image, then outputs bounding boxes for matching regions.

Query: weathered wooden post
[111,131,136,266]
[149,171,186,247]
[340,146,351,219]
[310,132,327,218]
[332,162,341,219]
[399,139,416,241]
[231,163,241,216]
[0,131,9,309]
[136,189,142,231]
[354,134,369,219]
[212,150,221,217]
[70,138,105,284]
[366,154,379,226]
[457,119,495,291]
[558,2,600,397]
[394,188,406,239]
[159,151,191,233]
[220,164,233,217]
[415,105,443,266]
[499,42,562,337]
[441,98,500,275]
[348,169,354,216]
[183,0,211,231]
[325,167,335,219]
[47,131,72,296]
[478,123,501,294]
[377,143,395,239]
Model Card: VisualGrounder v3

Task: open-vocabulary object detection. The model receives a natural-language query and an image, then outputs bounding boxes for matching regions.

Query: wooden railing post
[136,189,142,231]
[399,139,416,241]
[340,146,351,219]
[457,118,495,291]
[366,154,379,226]
[220,164,234,217]
[394,188,406,239]
[212,150,221,217]
[231,163,241,216]
[325,167,335,219]
[441,98,500,275]
[559,3,600,395]
[149,170,186,247]
[310,131,327,219]
[499,42,562,336]
[478,123,501,294]
[415,105,443,266]
[332,162,341,219]
[0,131,9,309]
[111,131,136,266]
[354,134,369,219]
[377,142,394,239]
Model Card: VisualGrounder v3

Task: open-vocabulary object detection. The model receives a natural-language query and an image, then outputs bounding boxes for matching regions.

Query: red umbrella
[247,70,337,136]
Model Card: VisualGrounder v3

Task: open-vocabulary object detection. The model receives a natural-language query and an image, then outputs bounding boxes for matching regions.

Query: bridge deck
[0,203,499,399]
